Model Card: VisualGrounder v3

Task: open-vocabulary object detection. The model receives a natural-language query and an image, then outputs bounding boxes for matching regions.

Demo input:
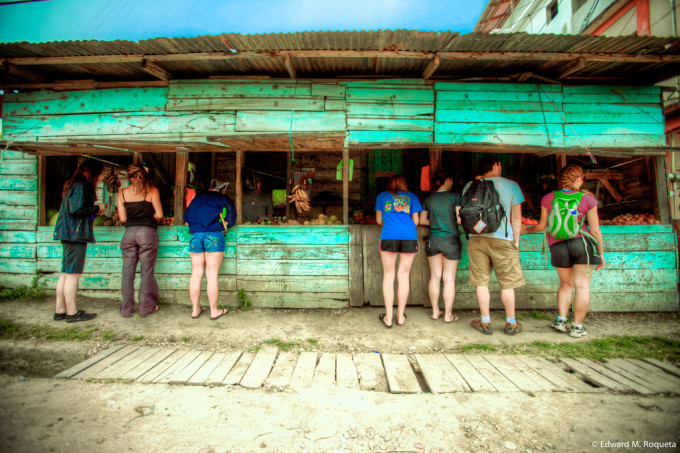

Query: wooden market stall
[0,31,679,311]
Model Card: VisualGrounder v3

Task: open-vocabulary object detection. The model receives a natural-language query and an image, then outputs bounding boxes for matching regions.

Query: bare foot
[430,311,442,320]
[191,307,203,319]
[444,313,460,323]
[397,314,407,326]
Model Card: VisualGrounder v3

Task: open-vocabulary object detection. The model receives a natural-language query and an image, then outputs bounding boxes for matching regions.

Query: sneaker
[569,325,588,338]
[550,319,567,332]
[66,310,97,323]
[471,319,493,335]
[504,322,523,336]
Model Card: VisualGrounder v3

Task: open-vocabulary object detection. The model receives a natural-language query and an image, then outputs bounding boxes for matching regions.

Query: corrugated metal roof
[1,30,679,88]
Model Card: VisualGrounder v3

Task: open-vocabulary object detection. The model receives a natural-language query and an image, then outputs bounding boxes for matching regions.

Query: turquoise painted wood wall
[0,80,666,149]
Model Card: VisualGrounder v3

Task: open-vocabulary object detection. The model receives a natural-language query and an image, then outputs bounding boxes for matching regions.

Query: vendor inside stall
[242,177,274,223]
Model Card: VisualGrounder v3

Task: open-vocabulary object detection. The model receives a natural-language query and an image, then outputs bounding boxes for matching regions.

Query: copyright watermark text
[592,440,677,449]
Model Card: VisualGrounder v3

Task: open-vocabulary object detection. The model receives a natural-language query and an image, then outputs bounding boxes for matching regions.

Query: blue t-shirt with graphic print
[375,190,423,240]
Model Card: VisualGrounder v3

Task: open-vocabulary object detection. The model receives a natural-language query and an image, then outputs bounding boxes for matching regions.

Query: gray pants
[120,226,159,317]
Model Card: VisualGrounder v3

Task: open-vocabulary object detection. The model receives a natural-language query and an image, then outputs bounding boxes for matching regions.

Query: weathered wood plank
[37,243,190,258]
[236,244,348,260]
[435,82,562,92]
[264,351,298,388]
[436,100,560,112]
[415,354,467,393]
[562,93,661,104]
[563,103,660,115]
[623,359,680,392]
[236,292,348,308]
[336,352,360,390]
[559,358,632,393]
[311,83,345,97]
[435,110,564,124]
[120,348,177,381]
[484,355,550,392]
[382,354,421,394]
[155,350,203,384]
[465,355,520,392]
[0,244,35,259]
[346,88,434,102]
[237,260,348,276]
[236,227,349,245]
[290,352,318,388]
[349,225,364,307]
[0,220,37,231]
[168,81,312,98]
[223,352,255,385]
[445,354,496,392]
[346,102,434,116]
[55,345,126,379]
[566,123,664,137]
[312,353,336,387]
[237,276,348,293]
[0,191,37,206]
[324,99,346,111]
[347,117,434,131]
[240,347,279,389]
[563,134,664,148]
[348,130,433,144]
[0,176,37,191]
[37,257,237,275]
[0,259,36,274]
[518,356,597,393]
[0,162,37,176]
[641,358,680,379]
[436,122,563,136]
[94,346,159,380]
[235,111,346,132]
[138,350,190,383]
[604,359,671,394]
[167,97,323,111]
[505,355,558,392]
[1,150,37,160]
[37,274,236,291]
[353,353,388,392]
[575,358,656,395]
[187,352,228,386]
[0,231,36,242]
[562,85,660,96]
[0,206,37,221]
[168,351,214,385]
[437,90,562,103]
[435,132,555,147]
[74,345,140,380]
[346,79,427,86]
[204,352,242,386]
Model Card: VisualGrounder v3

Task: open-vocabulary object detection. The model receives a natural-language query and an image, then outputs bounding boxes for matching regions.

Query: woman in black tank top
[116,164,163,318]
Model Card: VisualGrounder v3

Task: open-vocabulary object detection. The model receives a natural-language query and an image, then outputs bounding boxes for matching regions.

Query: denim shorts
[61,241,88,274]
[425,235,462,260]
[190,231,225,253]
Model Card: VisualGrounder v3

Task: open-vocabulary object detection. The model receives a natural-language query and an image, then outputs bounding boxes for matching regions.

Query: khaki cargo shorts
[467,236,525,289]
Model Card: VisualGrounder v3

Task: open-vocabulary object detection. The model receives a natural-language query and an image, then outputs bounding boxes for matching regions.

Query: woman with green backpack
[522,165,604,338]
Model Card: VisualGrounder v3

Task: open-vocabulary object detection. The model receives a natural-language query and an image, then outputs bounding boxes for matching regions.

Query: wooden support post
[429,148,442,174]
[37,155,47,226]
[556,154,567,176]
[236,150,243,225]
[343,148,349,225]
[286,151,292,219]
[133,152,143,165]
[655,154,671,224]
[210,152,216,182]
[173,152,188,226]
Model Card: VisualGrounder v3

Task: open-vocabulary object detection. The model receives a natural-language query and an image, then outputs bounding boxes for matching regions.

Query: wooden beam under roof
[422,55,439,80]
[141,60,172,81]
[1,61,49,82]
[283,54,296,79]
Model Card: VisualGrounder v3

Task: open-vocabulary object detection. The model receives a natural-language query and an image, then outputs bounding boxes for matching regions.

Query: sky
[0,0,487,43]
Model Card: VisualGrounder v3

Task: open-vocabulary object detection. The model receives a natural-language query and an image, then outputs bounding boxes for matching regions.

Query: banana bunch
[103,171,120,193]
[288,184,311,213]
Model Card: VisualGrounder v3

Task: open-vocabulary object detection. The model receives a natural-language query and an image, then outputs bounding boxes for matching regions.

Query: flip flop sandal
[397,314,407,326]
[191,307,203,319]
[378,313,392,328]
[444,314,460,323]
[210,308,229,321]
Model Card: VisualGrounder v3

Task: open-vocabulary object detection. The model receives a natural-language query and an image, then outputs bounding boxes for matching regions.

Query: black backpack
[460,178,507,236]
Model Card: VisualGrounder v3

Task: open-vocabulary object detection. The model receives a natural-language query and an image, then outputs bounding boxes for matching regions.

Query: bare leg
[555,267,575,318]
[500,288,516,319]
[396,253,416,325]
[380,251,397,327]
[476,286,491,318]
[570,264,592,325]
[442,258,459,322]
[55,273,67,314]
[427,254,443,319]
[63,274,81,316]
[204,251,225,317]
[189,252,205,317]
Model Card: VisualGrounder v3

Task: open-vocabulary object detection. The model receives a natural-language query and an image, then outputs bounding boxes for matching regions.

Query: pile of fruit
[156,217,175,226]
[521,216,538,226]
[600,213,659,225]
[304,214,343,225]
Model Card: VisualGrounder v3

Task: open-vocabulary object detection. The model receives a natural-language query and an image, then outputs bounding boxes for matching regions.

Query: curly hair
[386,175,408,195]
[62,159,104,197]
[127,164,155,197]
[559,165,584,191]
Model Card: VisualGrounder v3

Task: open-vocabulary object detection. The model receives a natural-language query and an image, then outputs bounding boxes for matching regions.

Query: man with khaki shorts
[463,155,525,336]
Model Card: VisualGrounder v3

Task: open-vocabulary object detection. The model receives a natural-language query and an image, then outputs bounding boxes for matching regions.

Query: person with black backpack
[520,165,604,338]
[461,155,525,336]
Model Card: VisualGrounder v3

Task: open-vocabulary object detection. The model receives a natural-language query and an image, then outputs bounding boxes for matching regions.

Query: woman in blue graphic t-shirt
[374,175,422,327]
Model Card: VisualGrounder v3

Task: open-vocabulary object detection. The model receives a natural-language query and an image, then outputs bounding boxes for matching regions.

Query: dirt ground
[0,297,679,453]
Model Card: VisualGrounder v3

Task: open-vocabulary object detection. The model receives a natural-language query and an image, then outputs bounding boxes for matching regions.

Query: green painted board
[437,91,563,103]
[237,275,348,293]
[0,231,36,242]
[1,150,36,160]
[236,244,348,260]
[435,82,562,92]
[0,220,37,231]
[311,84,346,97]
[562,103,660,115]
[563,134,665,147]
[435,132,556,147]
[347,117,433,131]
[242,292,348,308]
[348,130,432,144]
[0,244,35,259]
[563,85,660,95]
[35,226,234,243]
[166,97,323,111]
[0,176,37,191]
[0,206,37,221]
[561,113,662,124]
[598,225,674,233]
[37,258,236,275]
[236,227,349,245]
[0,162,37,176]
[168,81,313,99]
[324,99,347,111]
[435,110,564,124]
[520,230,675,251]
[37,274,236,291]
[4,88,168,116]
[37,243,236,259]
[436,100,562,112]
[0,259,36,274]
[562,94,661,104]
[346,88,434,102]
[564,123,665,136]
[237,260,349,276]
[346,102,434,116]
[345,79,427,86]
[0,191,37,206]
[3,112,237,139]
[435,122,563,136]
[235,110,346,132]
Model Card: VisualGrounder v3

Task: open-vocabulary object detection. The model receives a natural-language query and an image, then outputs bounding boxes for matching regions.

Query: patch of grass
[265,338,300,352]
[101,330,115,341]
[0,317,97,341]
[181,336,191,343]
[306,338,319,346]
[130,335,144,342]
[247,345,262,353]
[0,277,47,302]
[237,289,252,311]
[458,344,498,354]
[516,310,554,321]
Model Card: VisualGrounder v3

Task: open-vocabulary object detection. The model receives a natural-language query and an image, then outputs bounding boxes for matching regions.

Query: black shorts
[549,236,602,269]
[425,235,462,260]
[61,241,88,274]
[380,239,418,254]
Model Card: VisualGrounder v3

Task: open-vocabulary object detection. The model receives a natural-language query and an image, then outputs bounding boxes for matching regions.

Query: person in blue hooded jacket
[53,159,106,323]
[183,179,236,320]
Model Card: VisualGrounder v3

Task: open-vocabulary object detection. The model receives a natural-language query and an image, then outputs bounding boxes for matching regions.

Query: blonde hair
[127,164,154,197]
[559,165,584,191]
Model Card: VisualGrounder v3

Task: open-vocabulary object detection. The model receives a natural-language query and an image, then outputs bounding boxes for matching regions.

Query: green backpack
[548,191,587,240]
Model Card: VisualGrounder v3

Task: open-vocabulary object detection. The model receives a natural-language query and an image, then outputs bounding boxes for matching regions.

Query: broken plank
[336,352,360,390]
[574,358,654,395]
[138,350,189,383]
[187,352,227,386]
[445,354,496,392]
[168,351,215,385]
[94,347,161,380]
[506,355,557,392]
[603,359,667,394]
[415,354,468,393]
[55,345,125,379]
[265,351,298,389]
[353,353,387,392]
[483,355,545,392]
[642,358,680,379]
[240,348,279,389]
[465,355,520,392]
[290,352,318,388]
[155,350,203,384]
[619,359,680,394]
[120,349,177,381]
[381,354,421,394]
[73,345,139,380]
[223,352,255,386]
[519,356,598,393]
[313,353,336,387]
[204,352,242,386]
[560,358,631,393]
